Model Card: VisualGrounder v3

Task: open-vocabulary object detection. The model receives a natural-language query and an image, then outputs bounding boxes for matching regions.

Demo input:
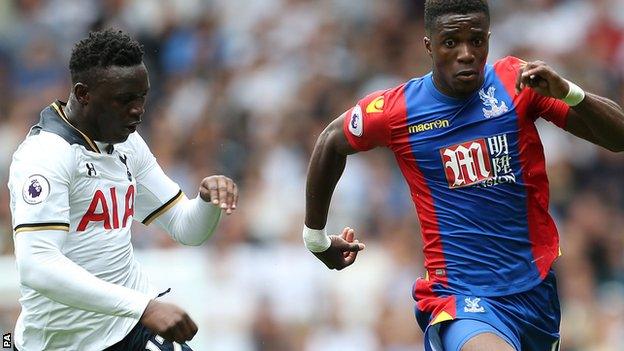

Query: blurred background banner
[0,0,623,350]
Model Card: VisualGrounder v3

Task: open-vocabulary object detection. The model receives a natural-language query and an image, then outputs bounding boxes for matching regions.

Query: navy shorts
[413,270,561,351]
[104,321,194,351]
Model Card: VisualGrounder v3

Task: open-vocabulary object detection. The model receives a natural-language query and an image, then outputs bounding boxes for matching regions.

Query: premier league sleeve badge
[22,174,51,205]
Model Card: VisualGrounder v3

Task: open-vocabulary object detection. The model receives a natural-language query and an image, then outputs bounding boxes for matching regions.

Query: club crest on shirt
[22,174,50,204]
[349,105,363,137]
[479,86,508,119]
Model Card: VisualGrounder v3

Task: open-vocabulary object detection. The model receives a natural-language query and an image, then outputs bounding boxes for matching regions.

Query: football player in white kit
[7,30,238,350]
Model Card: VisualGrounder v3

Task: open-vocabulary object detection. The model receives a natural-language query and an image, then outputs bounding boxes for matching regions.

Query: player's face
[425,12,490,99]
[85,63,149,144]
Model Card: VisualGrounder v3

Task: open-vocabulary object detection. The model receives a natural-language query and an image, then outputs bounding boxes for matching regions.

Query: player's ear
[424,37,432,57]
[73,83,90,105]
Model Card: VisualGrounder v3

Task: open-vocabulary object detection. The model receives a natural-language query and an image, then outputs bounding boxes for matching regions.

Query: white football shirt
[8,101,183,350]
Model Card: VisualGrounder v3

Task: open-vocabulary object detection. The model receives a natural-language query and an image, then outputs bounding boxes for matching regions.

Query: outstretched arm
[516,61,624,151]
[305,114,365,270]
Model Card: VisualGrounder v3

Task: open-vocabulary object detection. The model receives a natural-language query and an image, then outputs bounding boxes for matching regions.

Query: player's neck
[64,98,97,142]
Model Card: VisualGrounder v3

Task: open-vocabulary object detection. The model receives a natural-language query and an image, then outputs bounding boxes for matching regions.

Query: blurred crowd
[0,0,623,350]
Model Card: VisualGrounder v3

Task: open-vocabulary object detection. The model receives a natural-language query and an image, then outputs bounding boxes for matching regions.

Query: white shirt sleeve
[126,133,223,244]
[127,133,183,225]
[153,195,222,246]
[8,135,72,232]
[14,229,151,318]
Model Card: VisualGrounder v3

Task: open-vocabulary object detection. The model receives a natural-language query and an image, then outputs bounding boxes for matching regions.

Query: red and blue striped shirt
[343,56,569,297]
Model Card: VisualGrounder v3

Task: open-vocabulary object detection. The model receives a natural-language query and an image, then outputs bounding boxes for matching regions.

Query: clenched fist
[515,60,570,99]
[140,300,198,343]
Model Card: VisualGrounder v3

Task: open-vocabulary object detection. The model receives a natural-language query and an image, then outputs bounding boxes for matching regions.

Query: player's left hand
[199,175,238,215]
[313,227,365,270]
[515,60,569,99]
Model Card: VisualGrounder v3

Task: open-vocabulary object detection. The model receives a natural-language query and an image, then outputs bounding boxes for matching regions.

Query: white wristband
[303,224,331,252]
[562,79,585,106]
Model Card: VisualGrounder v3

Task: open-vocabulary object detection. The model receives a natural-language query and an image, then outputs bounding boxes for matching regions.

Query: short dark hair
[69,29,144,83]
[424,0,490,34]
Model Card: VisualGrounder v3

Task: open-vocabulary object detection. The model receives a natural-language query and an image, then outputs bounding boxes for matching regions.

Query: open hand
[199,175,238,215]
[140,300,198,343]
[313,227,365,270]
[515,60,569,99]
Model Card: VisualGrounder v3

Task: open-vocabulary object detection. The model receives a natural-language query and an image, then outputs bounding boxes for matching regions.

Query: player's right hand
[313,227,365,270]
[140,300,198,343]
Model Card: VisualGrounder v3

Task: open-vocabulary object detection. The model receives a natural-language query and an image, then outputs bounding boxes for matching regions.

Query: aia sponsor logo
[78,185,135,231]
[440,134,516,189]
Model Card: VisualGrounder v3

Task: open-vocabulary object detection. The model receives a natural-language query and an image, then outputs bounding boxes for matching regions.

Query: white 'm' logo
[443,142,491,187]
[464,297,485,313]
[479,86,508,119]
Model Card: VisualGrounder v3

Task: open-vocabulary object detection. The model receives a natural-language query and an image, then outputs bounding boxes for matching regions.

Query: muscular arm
[305,114,365,270]
[565,94,624,152]
[305,114,357,229]
[517,60,624,152]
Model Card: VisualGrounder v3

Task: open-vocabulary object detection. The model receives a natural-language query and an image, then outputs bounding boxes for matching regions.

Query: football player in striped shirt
[303,1,624,350]
[8,29,238,351]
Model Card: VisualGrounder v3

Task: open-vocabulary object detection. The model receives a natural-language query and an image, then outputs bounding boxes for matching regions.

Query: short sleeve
[495,56,570,129]
[529,89,570,129]
[342,90,393,151]
[125,133,183,225]
[8,136,72,233]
